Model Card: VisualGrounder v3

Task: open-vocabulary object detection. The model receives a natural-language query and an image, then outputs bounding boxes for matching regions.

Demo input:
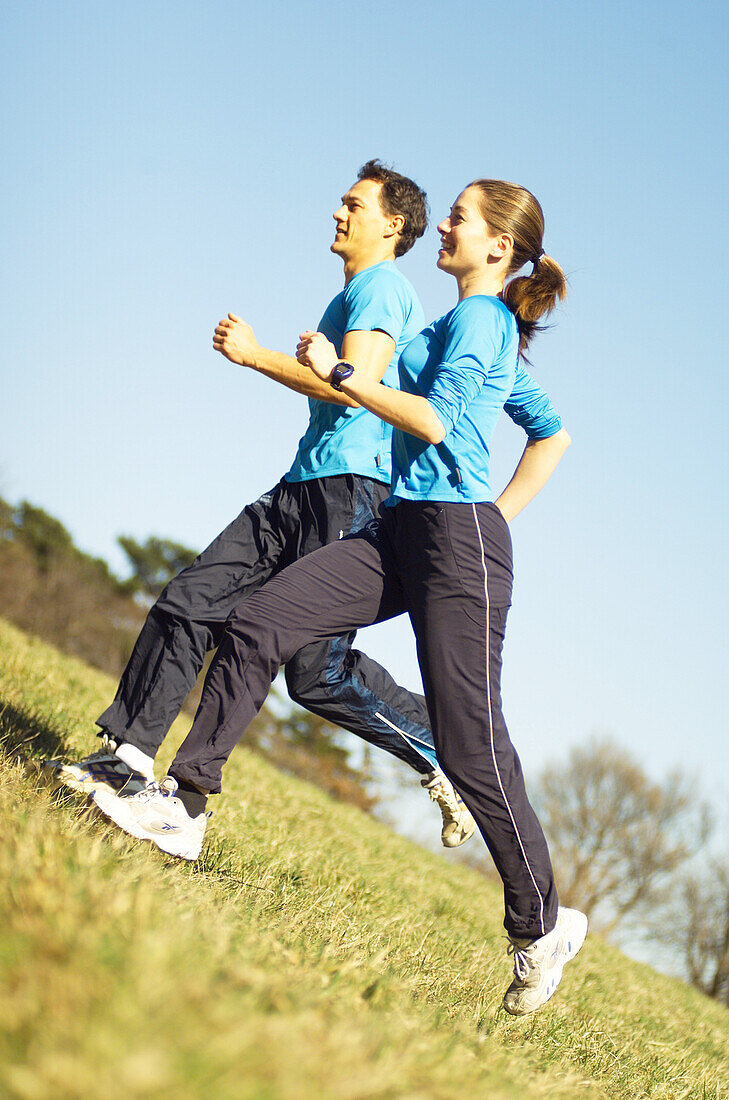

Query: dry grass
[1,617,728,1099]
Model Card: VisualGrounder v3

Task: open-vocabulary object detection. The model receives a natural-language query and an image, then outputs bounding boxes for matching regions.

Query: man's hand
[296,330,339,381]
[213,313,261,367]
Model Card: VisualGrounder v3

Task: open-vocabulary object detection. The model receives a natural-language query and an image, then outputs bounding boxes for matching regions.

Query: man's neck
[343,250,395,285]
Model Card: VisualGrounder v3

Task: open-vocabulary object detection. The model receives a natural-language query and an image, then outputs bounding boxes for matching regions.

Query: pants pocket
[443,503,513,620]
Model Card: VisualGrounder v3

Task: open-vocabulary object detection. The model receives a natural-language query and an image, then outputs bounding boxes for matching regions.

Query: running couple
[55,160,587,1015]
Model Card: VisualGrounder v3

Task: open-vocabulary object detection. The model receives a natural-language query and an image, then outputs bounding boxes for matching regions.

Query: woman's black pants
[171,499,558,940]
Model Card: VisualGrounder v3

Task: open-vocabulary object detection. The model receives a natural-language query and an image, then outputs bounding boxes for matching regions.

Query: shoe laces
[97,733,121,754]
[507,941,536,982]
[81,734,118,763]
[135,776,177,803]
[425,779,463,818]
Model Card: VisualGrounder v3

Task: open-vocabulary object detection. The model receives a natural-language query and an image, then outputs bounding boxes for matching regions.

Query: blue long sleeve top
[389,295,562,504]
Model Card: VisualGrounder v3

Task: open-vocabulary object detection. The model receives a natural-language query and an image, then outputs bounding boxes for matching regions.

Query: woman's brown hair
[469,179,566,358]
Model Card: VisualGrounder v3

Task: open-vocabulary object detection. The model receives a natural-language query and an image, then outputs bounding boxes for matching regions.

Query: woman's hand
[213,313,261,367]
[296,330,339,381]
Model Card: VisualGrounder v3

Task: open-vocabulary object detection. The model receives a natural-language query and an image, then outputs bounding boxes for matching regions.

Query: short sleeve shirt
[286,261,425,484]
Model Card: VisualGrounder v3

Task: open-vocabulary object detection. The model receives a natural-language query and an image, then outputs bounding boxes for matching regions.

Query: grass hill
[1,617,728,1099]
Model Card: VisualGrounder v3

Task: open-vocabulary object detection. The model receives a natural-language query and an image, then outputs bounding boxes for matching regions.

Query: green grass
[1,617,728,1099]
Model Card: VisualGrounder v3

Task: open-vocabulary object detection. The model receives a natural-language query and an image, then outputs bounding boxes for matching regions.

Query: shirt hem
[285,466,391,485]
[388,487,494,504]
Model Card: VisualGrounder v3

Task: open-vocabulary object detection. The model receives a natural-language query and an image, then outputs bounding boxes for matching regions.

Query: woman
[96,179,587,1016]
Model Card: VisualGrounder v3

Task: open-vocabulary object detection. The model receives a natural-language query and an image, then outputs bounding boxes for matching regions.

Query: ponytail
[502,253,567,360]
[469,179,567,358]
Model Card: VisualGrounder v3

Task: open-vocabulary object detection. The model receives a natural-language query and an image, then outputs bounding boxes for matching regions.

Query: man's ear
[383,213,405,242]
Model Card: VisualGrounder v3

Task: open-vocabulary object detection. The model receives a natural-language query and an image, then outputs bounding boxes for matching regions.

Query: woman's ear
[492,232,513,259]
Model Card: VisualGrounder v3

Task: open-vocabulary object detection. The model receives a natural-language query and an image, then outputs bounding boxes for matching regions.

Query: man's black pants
[97,475,438,774]
[171,499,558,940]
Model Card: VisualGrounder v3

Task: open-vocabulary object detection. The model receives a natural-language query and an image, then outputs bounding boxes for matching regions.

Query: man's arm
[213,313,395,408]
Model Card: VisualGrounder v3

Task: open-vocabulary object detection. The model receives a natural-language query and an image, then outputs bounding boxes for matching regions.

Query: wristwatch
[330,360,355,391]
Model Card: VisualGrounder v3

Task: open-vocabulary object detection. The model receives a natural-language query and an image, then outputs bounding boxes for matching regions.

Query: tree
[16,502,74,570]
[117,535,199,600]
[653,859,729,1006]
[0,496,145,674]
[533,738,711,935]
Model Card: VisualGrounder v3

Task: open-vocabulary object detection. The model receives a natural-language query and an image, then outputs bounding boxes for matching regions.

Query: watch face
[331,361,354,390]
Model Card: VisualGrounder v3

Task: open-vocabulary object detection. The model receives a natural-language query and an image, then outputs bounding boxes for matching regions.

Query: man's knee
[284,651,326,707]
[154,567,201,619]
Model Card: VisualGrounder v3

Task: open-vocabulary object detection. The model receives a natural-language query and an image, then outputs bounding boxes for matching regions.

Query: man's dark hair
[357,159,429,258]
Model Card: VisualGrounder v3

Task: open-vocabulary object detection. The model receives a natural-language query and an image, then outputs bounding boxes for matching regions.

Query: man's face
[331,178,393,262]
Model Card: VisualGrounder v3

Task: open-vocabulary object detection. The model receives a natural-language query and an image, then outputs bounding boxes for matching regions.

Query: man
[50,160,476,851]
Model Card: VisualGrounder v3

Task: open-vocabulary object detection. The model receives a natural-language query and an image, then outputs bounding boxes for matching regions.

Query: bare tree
[533,738,711,935]
[654,860,729,1006]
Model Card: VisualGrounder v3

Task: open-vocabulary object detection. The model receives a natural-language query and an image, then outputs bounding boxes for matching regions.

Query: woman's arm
[296,331,446,444]
[494,428,571,522]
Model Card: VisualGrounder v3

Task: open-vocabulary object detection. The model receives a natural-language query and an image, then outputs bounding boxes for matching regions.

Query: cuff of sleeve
[344,322,399,342]
[525,415,563,441]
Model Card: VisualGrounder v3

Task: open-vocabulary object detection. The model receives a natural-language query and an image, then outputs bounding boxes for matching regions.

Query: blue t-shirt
[390,295,562,503]
[286,261,425,484]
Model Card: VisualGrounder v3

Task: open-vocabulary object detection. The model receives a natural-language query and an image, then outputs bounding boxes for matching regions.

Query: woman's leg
[284,475,438,774]
[398,501,558,941]
[171,521,407,794]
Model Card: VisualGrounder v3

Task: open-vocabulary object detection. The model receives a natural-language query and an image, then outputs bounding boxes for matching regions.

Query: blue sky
[2,0,728,817]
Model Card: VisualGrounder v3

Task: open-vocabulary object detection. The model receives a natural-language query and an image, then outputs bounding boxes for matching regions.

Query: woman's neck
[456,268,505,302]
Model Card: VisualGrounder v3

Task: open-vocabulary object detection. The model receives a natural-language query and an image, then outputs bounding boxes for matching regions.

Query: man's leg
[95,480,297,758]
[48,481,298,798]
[285,635,437,772]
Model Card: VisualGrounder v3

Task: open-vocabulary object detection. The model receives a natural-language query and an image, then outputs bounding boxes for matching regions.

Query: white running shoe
[421,770,476,848]
[502,906,588,1016]
[93,776,207,860]
[42,736,151,799]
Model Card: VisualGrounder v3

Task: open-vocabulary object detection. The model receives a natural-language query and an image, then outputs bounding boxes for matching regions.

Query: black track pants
[97,476,438,775]
[172,500,558,940]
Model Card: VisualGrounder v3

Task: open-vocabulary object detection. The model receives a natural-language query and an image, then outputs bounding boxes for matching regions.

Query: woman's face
[436,186,508,279]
